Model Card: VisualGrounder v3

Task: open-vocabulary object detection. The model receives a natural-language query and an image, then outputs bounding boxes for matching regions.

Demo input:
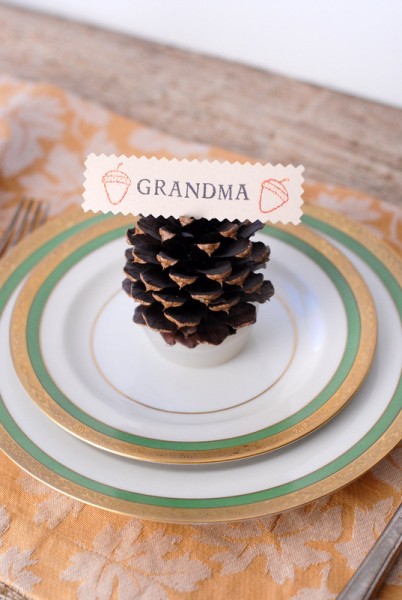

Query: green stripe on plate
[302,215,402,317]
[25,224,361,450]
[0,374,400,508]
[0,212,400,509]
[0,214,109,315]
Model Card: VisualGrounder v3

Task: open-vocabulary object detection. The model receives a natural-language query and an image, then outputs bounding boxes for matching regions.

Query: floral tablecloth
[0,77,401,600]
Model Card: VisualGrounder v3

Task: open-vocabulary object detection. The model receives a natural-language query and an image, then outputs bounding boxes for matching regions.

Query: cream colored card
[82,154,304,224]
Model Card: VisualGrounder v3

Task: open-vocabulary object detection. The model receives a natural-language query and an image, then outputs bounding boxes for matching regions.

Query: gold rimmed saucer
[9,210,376,463]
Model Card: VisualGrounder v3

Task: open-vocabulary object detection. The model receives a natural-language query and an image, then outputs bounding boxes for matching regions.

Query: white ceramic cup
[143,323,254,368]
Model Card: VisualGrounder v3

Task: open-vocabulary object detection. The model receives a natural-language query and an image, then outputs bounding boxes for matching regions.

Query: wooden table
[0,5,401,600]
[0,3,401,207]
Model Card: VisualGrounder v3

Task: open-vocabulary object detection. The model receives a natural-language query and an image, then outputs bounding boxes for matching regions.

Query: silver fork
[0,198,49,258]
[338,503,402,599]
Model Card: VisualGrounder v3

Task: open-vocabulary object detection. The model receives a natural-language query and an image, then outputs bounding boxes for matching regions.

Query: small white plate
[10,217,375,462]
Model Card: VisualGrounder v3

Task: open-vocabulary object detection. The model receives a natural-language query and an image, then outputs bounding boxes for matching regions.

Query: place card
[82,154,304,224]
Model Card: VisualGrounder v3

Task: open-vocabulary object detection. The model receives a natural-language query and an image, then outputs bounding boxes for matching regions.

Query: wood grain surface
[0,4,401,207]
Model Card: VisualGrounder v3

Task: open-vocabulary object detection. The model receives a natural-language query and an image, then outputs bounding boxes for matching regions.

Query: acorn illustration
[259,178,289,214]
[102,162,131,205]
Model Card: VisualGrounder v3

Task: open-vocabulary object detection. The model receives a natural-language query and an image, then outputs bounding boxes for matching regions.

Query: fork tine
[0,198,50,259]
[39,202,50,227]
[0,198,28,258]
[26,201,44,235]
[10,198,35,246]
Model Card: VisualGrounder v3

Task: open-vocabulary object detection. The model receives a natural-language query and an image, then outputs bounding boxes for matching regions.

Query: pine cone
[122,215,274,348]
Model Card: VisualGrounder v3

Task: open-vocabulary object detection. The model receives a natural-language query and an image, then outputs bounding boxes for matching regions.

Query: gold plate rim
[0,203,400,522]
[9,210,377,463]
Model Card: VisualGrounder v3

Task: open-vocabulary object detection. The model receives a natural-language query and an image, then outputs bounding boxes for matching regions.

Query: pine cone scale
[123,215,274,347]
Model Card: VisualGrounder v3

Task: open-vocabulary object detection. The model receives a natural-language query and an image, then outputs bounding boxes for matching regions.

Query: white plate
[0,206,400,522]
[10,217,375,462]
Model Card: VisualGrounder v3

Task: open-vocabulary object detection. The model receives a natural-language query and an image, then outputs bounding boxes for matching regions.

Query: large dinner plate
[9,214,376,462]
[0,205,400,522]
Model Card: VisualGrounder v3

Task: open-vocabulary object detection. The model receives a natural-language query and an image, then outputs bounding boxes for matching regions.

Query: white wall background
[5,0,402,108]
